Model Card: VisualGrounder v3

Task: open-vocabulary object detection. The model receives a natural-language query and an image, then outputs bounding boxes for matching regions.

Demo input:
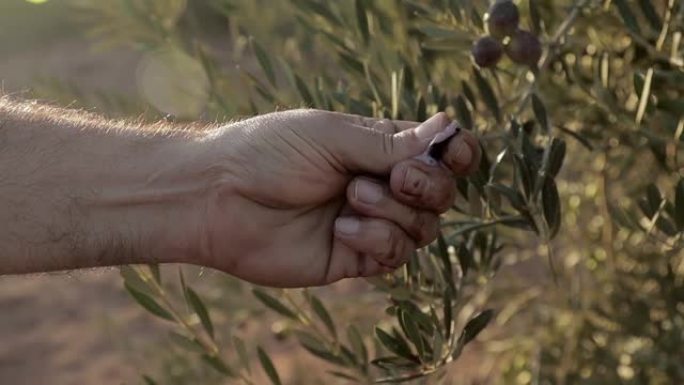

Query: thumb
[340,112,449,174]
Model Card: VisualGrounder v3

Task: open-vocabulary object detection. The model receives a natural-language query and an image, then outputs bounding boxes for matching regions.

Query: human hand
[194,109,481,287]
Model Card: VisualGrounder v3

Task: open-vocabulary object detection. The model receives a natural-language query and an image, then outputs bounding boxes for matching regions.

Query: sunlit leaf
[185,287,214,339]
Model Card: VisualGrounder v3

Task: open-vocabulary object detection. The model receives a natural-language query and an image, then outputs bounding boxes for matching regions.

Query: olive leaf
[185,287,214,339]
[258,347,282,385]
[124,282,173,321]
[252,288,298,319]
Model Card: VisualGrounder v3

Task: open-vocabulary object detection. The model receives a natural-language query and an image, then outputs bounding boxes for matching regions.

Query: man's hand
[194,109,480,287]
[0,97,479,287]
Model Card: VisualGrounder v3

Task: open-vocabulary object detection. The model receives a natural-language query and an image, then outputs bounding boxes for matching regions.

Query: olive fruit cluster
[471,0,542,68]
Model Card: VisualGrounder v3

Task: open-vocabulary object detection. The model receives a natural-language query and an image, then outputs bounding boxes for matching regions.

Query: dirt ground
[0,4,489,385]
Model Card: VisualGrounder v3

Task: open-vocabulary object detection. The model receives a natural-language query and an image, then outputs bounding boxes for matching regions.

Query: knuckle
[381,132,395,157]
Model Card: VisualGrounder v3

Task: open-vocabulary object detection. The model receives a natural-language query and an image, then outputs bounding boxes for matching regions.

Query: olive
[472,36,504,68]
[505,29,542,68]
[486,0,520,40]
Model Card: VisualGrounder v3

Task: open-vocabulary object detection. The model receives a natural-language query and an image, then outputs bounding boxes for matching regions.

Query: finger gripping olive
[505,29,542,68]
[472,36,504,68]
[486,0,520,40]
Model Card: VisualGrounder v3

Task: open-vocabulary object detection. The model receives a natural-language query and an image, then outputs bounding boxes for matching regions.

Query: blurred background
[1,1,683,384]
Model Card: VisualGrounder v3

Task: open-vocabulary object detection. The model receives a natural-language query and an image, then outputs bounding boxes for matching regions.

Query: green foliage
[53,0,684,383]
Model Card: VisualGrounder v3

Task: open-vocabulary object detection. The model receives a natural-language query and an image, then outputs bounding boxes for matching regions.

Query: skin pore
[0,96,480,287]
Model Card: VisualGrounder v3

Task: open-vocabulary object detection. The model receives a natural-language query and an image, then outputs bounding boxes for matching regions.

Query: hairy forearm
[0,97,225,274]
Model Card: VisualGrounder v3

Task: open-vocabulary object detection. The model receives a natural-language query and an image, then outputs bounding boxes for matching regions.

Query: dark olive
[505,29,542,68]
[472,36,504,68]
[487,0,520,40]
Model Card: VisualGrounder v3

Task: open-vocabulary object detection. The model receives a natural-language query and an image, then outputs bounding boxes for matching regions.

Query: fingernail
[449,138,473,167]
[414,113,446,142]
[402,167,429,196]
[335,217,360,235]
[355,180,384,204]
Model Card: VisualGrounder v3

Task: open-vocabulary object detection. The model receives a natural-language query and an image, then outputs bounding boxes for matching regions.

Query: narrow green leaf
[655,217,678,236]
[396,301,434,334]
[185,287,214,339]
[454,95,473,130]
[309,295,337,338]
[542,177,562,239]
[416,95,427,121]
[614,0,641,35]
[529,0,542,35]
[547,139,567,177]
[168,331,204,353]
[371,356,421,371]
[473,68,501,122]
[233,337,251,374]
[148,264,161,283]
[297,0,343,26]
[355,0,370,45]
[125,282,173,321]
[258,346,282,385]
[514,155,533,199]
[327,371,360,382]
[436,231,455,292]
[252,289,298,319]
[142,375,157,385]
[375,327,416,361]
[637,0,662,31]
[675,179,684,230]
[457,244,471,276]
[531,93,550,133]
[295,74,315,106]
[398,310,425,360]
[297,330,347,366]
[488,183,526,211]
[461,309,494,345]
[202,354,235,377]
[415,25,471,41]
[119,266,154,297]
[461,80,477,109]
[347,325,368,365]
[443,289,453,340]
[646,183,663,213]
[251,39,276,87]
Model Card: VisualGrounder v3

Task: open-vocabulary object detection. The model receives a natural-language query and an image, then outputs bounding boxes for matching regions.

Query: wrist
[82,127,233,268]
